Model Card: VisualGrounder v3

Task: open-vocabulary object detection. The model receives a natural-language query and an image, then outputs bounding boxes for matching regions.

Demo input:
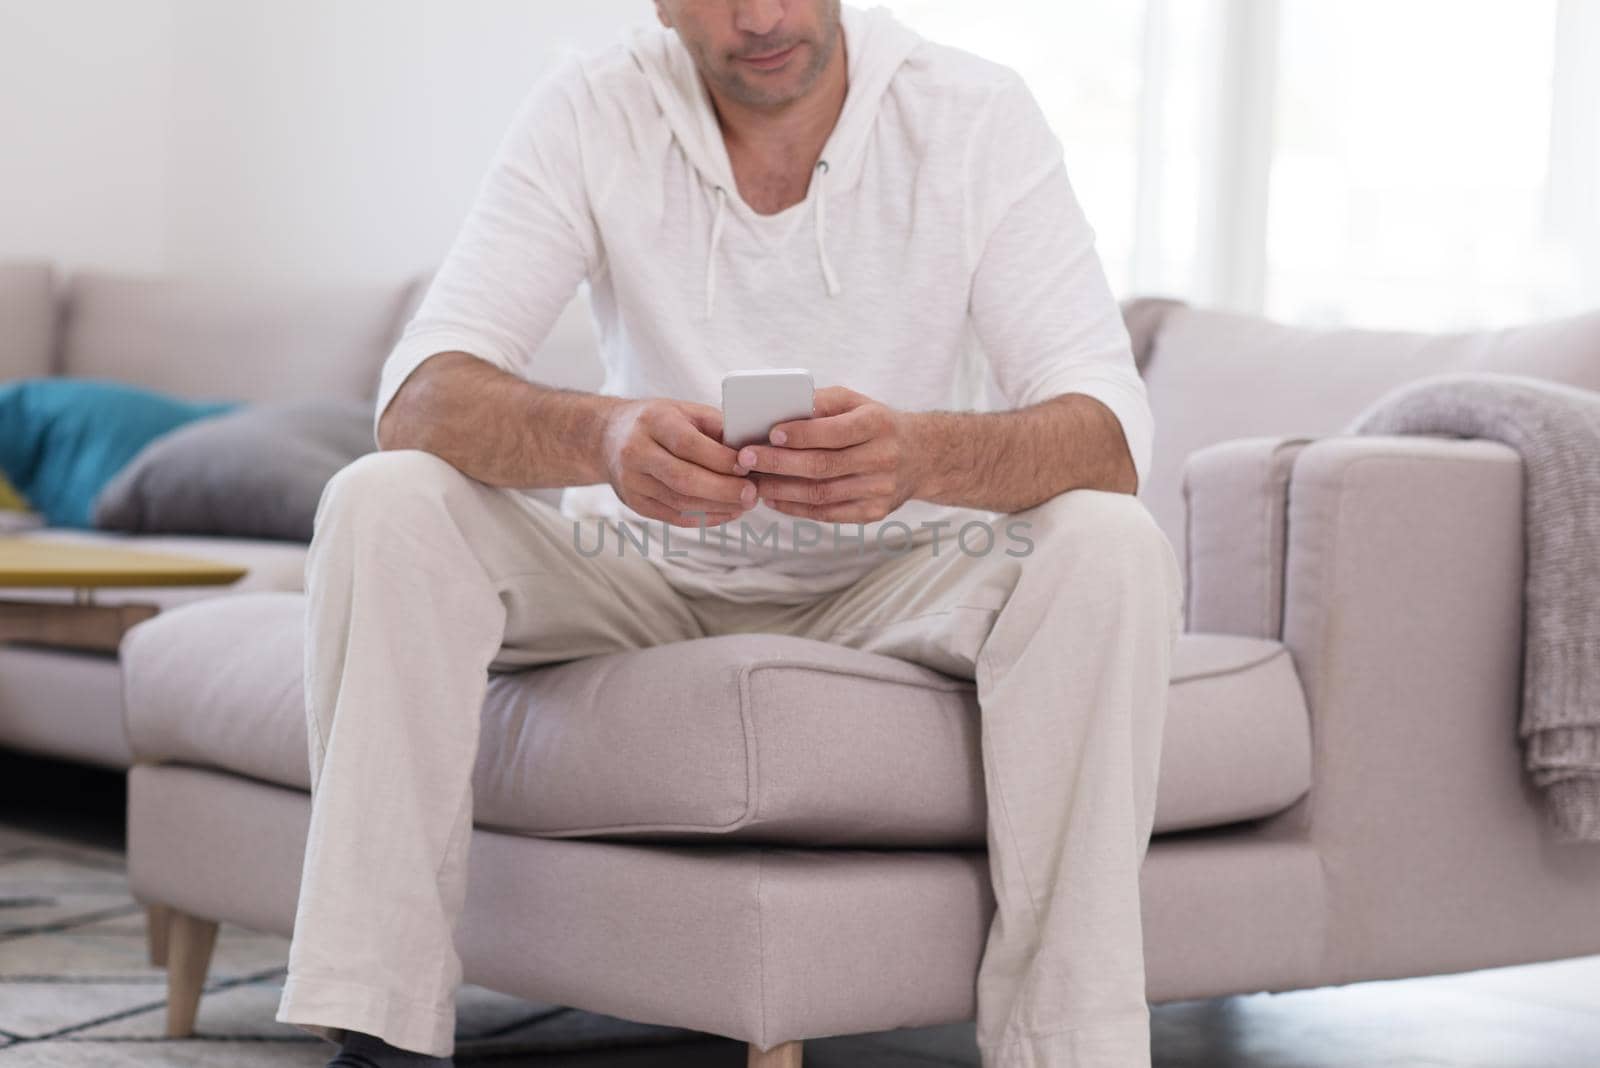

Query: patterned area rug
[0,824,751,1066]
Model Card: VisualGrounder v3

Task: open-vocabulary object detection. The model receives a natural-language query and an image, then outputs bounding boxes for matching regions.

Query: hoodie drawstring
[702,159,839,319]
[704,184,728,320]
[812,159,841,299]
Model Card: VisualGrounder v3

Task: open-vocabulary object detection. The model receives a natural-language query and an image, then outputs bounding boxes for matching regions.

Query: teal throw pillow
[0,379,239,529]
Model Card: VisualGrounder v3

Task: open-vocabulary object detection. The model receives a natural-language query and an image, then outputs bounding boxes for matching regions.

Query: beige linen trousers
[275,448,1183,1068]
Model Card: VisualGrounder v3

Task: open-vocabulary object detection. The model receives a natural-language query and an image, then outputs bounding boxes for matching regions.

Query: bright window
[1268,0,1562,328]
[881,0,1598,330]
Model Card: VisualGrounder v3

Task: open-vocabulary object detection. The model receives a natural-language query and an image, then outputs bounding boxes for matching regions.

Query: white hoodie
[376,4,1151,605]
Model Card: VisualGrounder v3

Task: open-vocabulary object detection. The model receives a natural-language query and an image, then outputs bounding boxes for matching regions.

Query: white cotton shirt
[374,3,1152,605]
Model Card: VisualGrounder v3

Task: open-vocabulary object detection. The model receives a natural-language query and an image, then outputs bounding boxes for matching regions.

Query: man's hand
[602,398,757,527]
[739,385,1138,518]
[738,387,926,523]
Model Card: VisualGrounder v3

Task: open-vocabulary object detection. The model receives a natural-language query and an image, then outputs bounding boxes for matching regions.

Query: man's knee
[1010,490,1182,638]
[314,448,473,534]
[1026,490,1184,632]
[1018,489,1169,561]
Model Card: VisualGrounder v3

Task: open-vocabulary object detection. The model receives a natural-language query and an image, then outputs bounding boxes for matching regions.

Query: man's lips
[738,43,799,71]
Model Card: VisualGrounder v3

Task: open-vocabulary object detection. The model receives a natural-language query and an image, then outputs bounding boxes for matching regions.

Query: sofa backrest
[1137,303,1600,560]
[14,260,1597,567]
[57,271,415,404]
[0,262,57,382]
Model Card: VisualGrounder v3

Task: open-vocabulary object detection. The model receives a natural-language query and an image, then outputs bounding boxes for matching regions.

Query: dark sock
[324,1029,453,1067]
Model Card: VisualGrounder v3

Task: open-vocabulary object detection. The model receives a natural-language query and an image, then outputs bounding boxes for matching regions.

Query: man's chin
[721,49,823,107]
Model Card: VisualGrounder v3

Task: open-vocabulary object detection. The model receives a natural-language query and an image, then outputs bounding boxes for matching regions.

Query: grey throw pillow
[92,398,376,542]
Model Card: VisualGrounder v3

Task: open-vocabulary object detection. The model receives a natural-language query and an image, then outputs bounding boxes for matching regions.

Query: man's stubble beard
[699,3,841,111]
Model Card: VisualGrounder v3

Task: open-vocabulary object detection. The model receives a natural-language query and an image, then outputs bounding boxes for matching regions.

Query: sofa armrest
[1252,435,1600,983]
[1181,436,1312,638]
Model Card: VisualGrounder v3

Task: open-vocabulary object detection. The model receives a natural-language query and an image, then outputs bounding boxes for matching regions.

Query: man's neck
[708,35,849,184]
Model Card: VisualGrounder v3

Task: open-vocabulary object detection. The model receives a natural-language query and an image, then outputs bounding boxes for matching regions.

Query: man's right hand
[601,399,756,528]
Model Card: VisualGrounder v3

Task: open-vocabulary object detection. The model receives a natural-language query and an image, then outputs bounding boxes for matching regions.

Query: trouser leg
[782,490,1183,1068]
[275,449,701,1057]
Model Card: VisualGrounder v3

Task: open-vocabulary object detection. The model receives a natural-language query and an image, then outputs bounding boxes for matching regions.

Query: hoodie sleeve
[965,73,1153,493]
[372,57,601,443]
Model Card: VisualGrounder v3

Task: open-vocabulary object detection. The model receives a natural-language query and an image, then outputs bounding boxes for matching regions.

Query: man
[276,2,1182,1066]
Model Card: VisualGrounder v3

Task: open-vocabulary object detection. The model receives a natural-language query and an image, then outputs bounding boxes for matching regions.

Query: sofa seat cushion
[0,529,306,612]
[122,593,1312,845]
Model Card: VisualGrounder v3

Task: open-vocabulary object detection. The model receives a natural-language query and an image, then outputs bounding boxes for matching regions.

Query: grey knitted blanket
[1348,372,1600,843]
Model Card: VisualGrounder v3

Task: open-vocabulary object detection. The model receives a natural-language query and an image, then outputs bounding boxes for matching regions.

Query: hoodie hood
[626,5,922,317]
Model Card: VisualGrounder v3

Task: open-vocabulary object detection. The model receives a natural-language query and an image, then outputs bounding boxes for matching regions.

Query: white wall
[0,0,647,283]
[0,0,177,275]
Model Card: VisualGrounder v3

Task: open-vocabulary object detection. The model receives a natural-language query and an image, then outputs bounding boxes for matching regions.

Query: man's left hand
[737,386,926,523]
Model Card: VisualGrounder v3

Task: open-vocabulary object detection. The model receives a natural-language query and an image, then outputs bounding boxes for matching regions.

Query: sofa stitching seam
[736,661,761,829]
[729,656,973,838]
[755,847,769,1050]
[1258,448,1274,636]
[1183,459,1195,633]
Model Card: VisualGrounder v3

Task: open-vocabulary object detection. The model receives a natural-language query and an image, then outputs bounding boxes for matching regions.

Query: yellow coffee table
[0,538,248,653]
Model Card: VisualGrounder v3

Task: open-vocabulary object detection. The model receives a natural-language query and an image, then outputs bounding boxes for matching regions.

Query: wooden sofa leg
[146,903,171,967]
[164,911,219,1037]
[748,1040,802,1067]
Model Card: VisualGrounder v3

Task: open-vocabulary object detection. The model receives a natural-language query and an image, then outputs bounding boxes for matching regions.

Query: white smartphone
[721,369,815,450]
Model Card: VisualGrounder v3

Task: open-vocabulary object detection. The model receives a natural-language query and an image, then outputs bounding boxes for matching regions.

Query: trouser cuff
[276,971,456,1058]
[977,1006,1151,1068]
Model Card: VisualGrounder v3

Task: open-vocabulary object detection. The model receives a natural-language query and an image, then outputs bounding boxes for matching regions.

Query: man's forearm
[905,393,1137,512]
[376,351,623,489]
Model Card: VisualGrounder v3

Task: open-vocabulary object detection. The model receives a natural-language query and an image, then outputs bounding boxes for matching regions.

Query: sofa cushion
[1138,303,1600,562]
[0,262,56,382]
[92,398,376,542]
[59,271,411,405]
[0,379,238,528]
[122,592,1312,843]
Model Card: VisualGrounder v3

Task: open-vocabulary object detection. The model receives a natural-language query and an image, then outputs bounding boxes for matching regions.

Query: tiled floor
[3,750,1599,1066]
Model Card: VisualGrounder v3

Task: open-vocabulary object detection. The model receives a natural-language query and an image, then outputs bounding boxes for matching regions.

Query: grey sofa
[9,259,1600,1062]
[0,262,406,765]
[0,261,592,766]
